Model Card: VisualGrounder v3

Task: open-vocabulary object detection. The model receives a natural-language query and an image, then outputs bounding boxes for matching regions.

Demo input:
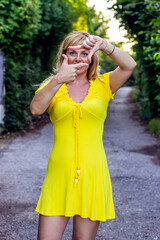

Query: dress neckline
[64,79,93,105]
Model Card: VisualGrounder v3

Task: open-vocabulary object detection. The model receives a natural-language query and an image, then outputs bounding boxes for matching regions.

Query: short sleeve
[98,72,115,100]
[34,79,55,114]
[35,79,51,94]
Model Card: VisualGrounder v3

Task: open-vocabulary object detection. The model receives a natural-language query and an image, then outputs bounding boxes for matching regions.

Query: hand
[56,54,88,84]
[68,35,106,63]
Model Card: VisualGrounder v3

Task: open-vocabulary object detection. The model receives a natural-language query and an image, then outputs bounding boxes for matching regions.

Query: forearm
[30,75,63,115]
[100,41,136,70]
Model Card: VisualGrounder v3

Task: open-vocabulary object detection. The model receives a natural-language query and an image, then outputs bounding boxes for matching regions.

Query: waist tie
[73,104,82,186]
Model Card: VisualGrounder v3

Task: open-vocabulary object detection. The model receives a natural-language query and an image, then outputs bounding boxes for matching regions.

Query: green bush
[132,88,140,102]
[0,0,112,133]
[0,0,81,133]
[149,118,160,136]
[110,0,160,120]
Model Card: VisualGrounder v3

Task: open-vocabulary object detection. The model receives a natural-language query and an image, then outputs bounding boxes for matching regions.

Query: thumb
[62,54,68,64]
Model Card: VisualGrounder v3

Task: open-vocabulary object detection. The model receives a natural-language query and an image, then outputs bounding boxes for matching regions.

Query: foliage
[132,87,140,103]
[149,118,160,136]
[99,51,117,74]
[108,0,160,119]
[0,0,116,133]
[86,6,117,74]
[0,0,42,132]
[0,0,80,132]
[87,7,109,38]
[70,0,89,32]
[0,0,42,47]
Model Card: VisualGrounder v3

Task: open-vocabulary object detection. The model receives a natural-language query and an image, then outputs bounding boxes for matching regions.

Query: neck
[74,72,88,85]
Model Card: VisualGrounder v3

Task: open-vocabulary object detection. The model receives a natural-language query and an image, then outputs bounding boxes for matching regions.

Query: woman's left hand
[68,35,106,63]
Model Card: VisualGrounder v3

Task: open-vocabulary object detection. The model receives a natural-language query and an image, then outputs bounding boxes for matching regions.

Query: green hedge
[0,0,116,133]
[0,0,81,132]
[110,0,160,120]
[149,118,160,136]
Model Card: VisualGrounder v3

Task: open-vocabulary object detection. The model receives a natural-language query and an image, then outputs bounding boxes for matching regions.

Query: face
[66,48,90,75]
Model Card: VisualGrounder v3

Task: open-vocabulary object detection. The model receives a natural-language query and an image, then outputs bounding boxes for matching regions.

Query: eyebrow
[68,49,89,53]
[81,49,89,52]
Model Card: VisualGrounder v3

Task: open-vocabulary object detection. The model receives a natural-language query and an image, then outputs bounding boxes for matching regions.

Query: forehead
[67,47,89,53]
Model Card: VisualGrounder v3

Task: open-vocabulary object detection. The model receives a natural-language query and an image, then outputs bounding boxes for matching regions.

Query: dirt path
[0,87,160,240]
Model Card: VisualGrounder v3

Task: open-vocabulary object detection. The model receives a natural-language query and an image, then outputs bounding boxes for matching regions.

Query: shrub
[149,118,160,136]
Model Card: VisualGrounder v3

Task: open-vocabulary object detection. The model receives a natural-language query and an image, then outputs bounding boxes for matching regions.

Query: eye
[69,51,75,55]
[82,52,88,56]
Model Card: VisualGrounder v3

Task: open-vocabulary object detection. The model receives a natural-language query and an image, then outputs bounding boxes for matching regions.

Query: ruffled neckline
[63,79,94,105]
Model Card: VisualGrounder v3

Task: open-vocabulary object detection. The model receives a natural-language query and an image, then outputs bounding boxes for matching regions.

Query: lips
[76,67,83,70]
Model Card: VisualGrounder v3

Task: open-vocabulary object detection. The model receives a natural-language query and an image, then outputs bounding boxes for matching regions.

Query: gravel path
[0,87,160,240]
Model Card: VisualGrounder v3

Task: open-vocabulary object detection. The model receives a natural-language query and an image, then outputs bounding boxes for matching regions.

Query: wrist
[101,41,115,55]
[99,39,108,51]
[52,74,63,86]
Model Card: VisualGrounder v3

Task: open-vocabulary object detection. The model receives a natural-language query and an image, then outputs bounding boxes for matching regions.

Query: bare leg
[72,215,100,240]
[37,214,70,240]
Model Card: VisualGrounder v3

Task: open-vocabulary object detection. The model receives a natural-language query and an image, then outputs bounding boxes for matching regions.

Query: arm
[30,77,62,115]
[69,35,136,94]
[30,55,88,115]
[100,41,136,93]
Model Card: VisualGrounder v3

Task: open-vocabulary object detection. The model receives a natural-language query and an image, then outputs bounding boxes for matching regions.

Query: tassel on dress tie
[73,104,82,186]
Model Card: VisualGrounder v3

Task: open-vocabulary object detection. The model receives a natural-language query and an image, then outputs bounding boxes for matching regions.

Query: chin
[77,67,89,74]
[77,70,87,75]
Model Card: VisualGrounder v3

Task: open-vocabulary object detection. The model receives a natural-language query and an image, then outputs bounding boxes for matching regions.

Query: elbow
[127,60,136,72]
[30,109,39,115]
[127,59,136,71]
[132,60,137,70]
[30,107,38,115]
[30,104,43,115]
[121,59,136,72]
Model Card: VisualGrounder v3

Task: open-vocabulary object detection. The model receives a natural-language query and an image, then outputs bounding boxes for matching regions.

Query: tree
[0,0,84,132]
[108,0,160,119]
[0,0,118,133]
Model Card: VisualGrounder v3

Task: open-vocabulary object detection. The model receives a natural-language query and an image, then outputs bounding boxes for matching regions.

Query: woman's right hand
[56,54,88,84]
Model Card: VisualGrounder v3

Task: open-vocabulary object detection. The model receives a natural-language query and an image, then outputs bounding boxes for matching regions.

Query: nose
[75,53,82,62]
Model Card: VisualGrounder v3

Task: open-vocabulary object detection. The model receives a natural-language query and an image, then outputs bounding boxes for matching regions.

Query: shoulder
[95,72,115,100]
[96,72,111,84]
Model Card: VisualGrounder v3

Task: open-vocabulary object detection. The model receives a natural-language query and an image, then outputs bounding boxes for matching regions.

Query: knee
[38,236,62,240]
[72,215,100,240]
[72,232,93,240]
[72,234,83,240]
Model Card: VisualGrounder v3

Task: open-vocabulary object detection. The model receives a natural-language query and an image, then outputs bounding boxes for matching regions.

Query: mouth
[76,67,83,70]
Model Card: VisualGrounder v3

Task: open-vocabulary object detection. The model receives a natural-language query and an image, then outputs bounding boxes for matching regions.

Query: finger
[71,75,76,81]
[88,52,94,63]
[71,70,77,76]
[83,40,92,49]
[86,37,94,47]
[88,35,96,44]
[72,62,89,68]
[68,45,82,50]
[71,68,77,74]
[88,55,91,63]
[62,54,68,64]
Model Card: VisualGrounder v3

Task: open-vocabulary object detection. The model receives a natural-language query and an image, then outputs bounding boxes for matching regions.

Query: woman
[30,31,136,240]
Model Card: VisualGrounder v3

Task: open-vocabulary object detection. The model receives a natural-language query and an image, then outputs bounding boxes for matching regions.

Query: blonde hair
[40,31,99,86]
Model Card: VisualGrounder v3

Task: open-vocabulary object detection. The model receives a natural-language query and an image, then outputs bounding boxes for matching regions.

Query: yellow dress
[35,72,115,221]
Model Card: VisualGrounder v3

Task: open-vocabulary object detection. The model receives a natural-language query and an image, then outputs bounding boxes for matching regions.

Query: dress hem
[35,209,116,222]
